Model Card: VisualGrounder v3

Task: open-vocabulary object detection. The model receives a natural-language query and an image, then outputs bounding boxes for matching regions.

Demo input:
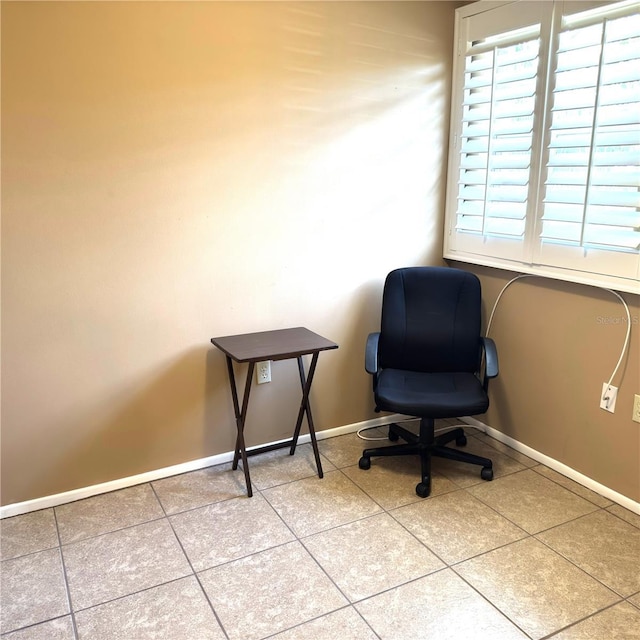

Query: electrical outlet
[633,394,640,423]
[256,361,271,384]
[600,383,617,413]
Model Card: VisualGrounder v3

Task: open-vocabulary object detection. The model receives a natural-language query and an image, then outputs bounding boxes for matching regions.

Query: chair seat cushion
[374,368,489,418]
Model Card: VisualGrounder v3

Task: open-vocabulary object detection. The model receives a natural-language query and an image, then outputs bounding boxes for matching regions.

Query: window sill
[444,250,640,296]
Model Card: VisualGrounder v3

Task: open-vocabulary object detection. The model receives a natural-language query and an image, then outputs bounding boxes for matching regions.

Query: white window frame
[443,0,640,294]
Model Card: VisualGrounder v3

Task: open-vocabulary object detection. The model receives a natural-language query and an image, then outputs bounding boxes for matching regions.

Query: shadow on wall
[310,278,387,427]
[9,263,447,505]
[200,276,392,454]
[16,346,234,503]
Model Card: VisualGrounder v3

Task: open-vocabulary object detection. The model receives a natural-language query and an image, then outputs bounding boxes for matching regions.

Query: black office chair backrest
[378,267,482,374]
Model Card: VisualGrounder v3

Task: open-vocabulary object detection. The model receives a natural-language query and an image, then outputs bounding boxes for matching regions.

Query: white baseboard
[0,414,405,519]
[462,417,640,516]
[2,413,638,518]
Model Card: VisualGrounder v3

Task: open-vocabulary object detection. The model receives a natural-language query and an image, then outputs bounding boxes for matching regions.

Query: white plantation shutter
[457,34,540,239]
[445,0,640,293]
[540,10,640,253]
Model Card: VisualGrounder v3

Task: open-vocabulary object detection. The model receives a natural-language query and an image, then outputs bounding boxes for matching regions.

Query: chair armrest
[365,332,380,374]
[481,337,499,378]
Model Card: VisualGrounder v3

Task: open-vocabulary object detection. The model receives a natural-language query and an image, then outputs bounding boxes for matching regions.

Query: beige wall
[1,1,457,505]
[455,264,640,502]
[4,1,637,509]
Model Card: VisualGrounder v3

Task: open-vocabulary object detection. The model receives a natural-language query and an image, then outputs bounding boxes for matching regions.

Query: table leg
[225,356,254,497]
[290,353,324,478]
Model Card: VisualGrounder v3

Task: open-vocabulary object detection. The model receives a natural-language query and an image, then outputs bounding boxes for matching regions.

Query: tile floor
[1,422,639,640]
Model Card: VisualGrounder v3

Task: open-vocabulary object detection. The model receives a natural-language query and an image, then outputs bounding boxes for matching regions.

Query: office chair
[359,266,498,498]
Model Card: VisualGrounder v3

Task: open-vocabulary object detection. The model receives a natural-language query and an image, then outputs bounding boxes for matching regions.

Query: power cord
[485,273,632,400]
[601,289,632,393]
[356,421,485,441]
[356,426,390,441]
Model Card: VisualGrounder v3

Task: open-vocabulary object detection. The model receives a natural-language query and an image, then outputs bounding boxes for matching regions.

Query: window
[444,0,640,293]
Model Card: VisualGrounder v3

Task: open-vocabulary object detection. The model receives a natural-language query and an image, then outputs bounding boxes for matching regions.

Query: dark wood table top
[211,327,338,362]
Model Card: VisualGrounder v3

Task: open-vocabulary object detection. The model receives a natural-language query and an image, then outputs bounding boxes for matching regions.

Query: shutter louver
[541,13,640,252]
[456,34,541,238]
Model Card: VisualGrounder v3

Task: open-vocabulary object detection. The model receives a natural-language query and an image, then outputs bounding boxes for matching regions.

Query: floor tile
[537,510,640,596]
[151,463,247,514]
[392,489,527,564]
[342,457,458,510]
[262,470,381,537]
[198,541,347,640]
[319,429,388,469]
[0,510,58,561]
[170,493,294,571]
[55,485,164,544]
[0,616,75,640]
[468,468,598,533]
[533,466,613,508]
[269,607,379,640]
[74,576,225,640]
[456,537,619,640]
[472,432,537,467]
[303,512,444,601]
[549,601,640,639]
[268,607,378,640]
[62,519,191,610]
[608,504,640,529]
[247,443,336,490]
[432,434,526,487]
[355,568,529,639]
[629,592,640,608]
[0,549,69,634]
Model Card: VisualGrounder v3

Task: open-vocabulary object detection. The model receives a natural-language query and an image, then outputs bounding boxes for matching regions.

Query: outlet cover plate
[600,383,617,413]
[633,394,640,423]
[256,361,271,384]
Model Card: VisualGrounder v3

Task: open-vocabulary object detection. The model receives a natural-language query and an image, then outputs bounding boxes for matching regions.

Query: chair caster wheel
[481,467,493,481]
[416,482,431,498]
[359,456,371,470]
[388,427,400,442]
[456,435,467,447]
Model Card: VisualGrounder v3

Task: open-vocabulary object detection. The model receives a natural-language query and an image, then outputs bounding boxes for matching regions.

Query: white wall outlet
[600,383,617,413]
[256,360,271,384]
[632,394,640,423]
